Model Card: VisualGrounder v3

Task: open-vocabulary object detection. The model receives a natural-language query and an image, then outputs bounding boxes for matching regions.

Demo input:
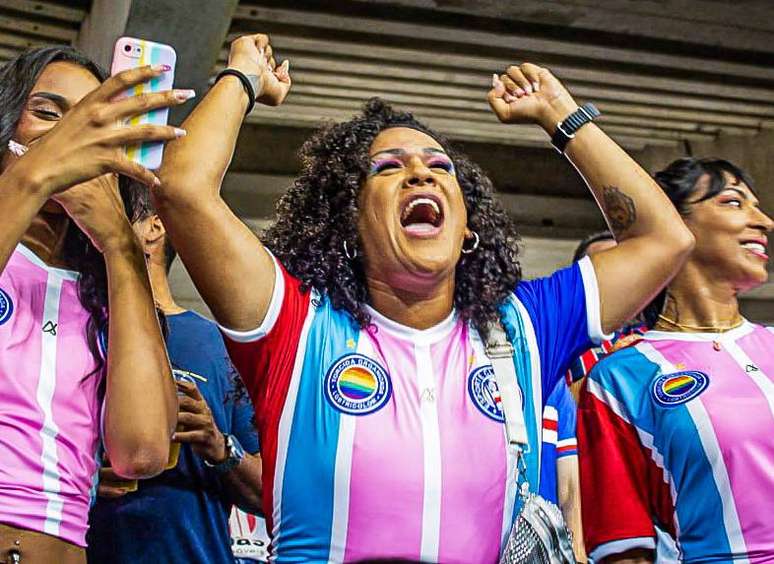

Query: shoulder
[586,344,660,406]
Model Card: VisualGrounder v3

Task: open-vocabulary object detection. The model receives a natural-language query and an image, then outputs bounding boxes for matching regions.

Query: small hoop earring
[343,240,358,260]
[461,231,480,254]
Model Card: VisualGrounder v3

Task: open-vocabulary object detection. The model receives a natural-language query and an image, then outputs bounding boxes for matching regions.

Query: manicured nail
[174,128,187,137]
[153,64,172,72]
[174,89,196,102]
[532,81,540,92]
[152,176,161,187]
[524,83,533,94]
[491,73,499,87]
[503,93,516,103]
[515,88,526,97]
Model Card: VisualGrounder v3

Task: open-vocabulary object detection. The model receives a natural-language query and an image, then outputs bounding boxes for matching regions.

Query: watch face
[227,434,245,461]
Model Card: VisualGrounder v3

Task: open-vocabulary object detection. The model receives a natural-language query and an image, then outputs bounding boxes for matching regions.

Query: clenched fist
[227,34,291,107]
[487,63,579,134]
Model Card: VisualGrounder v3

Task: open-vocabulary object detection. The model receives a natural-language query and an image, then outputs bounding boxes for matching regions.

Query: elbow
[673,225,696,257]
[108,440,171,480]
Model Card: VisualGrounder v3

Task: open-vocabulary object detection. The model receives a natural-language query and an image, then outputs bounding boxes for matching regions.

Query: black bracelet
[215,68,258,116]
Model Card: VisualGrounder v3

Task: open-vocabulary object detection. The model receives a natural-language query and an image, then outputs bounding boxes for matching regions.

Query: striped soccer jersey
[579,323,774,562]
[0,245,104,546]
[222,255,607,563]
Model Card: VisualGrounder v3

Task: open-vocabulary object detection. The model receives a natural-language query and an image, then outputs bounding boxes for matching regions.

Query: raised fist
[487,63,579,133]
[227,34,291,107]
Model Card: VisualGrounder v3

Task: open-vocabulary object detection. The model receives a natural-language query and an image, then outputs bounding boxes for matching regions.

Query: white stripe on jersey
[36,275,64,536]
[638,342,748,561]
[417,342,442,562]
[543,405,558,422]
[542,429,558,444]
[723,340,774,420]
[327,337,370,562]
[270,292,317,562]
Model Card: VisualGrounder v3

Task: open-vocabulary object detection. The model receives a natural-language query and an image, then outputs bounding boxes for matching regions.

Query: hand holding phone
[111,37,179,170]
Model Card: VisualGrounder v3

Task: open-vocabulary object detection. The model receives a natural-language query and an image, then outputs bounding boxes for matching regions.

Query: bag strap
[485,321,528,447]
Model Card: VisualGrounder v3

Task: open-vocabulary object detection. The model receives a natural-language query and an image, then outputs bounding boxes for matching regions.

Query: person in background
[86,182,262,564]
[0,46,181,563]
[229,506,270,563]
[565,231,647,401]
[579,157,774,562]
[539,380,585,561]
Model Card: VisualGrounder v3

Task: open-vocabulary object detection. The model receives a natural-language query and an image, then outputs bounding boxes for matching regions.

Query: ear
[148,214,166,241]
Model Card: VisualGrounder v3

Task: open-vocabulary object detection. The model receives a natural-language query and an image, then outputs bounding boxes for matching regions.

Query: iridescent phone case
[111,37,177,170]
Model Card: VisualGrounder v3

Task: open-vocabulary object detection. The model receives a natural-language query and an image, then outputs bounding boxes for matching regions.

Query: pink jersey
[223,256,602,562]
[0,245,104,547]
[580,323,774,561]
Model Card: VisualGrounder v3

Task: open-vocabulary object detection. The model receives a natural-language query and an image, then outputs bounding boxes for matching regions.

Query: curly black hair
[263,98,522,335]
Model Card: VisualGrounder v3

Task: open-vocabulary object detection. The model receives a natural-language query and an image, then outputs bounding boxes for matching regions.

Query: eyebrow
[723,187,760,205]
[369,147,448,159]
[29,91,70,110]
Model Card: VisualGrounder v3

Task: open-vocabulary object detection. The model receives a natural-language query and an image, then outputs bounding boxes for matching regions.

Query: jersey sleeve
[218,255,312,435]
[514,256,612,396]
[578,361,667,561]
[554,382,577,458]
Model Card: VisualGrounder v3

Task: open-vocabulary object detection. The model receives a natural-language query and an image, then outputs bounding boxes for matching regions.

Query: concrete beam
[77,0,238,123]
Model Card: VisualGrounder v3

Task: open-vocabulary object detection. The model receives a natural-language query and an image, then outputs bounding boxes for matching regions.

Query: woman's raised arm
[488,64,694,333]
[155,34,291,332]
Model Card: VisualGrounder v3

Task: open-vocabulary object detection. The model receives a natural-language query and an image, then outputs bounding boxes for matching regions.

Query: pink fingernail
[174,89,196,101]
[515,88,525,97]
[503,93,516,103]
[532,81,540,92]
[152,176,161,187]
[524,83,533,94]
[491,73,499,87]
[153,64,172,72]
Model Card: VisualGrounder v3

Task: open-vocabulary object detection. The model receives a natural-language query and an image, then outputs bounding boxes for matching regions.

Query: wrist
[538,98,580,135]
[2,159,52,202]
[206,433,228,465]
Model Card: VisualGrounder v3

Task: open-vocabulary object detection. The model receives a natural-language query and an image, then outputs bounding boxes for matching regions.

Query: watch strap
[550,103,600,154]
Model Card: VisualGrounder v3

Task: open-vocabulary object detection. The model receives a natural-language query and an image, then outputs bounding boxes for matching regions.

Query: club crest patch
[325,354,392,416]
[652,370,709,407]
[0,287,13,325]
[468,365,505,422]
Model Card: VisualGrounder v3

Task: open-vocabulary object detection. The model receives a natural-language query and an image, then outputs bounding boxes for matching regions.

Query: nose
[751,206,774,233]
[404,157,435,188]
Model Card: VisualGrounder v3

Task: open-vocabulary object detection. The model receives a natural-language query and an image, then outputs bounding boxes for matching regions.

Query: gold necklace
[656,314,744,351]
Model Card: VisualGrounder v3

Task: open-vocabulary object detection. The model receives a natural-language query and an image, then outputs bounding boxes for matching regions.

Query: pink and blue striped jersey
[0,245,104,547]
[222,255,607,563]
[579,323,774,562]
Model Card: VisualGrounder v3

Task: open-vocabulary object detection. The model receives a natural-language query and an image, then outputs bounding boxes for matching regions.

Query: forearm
[221,452,263,514]
[102,238,176,479]
[154,76,275,331]
[557,457,587,562]
[0,166,48,273]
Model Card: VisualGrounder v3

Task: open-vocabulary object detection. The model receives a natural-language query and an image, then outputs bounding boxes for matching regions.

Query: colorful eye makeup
[369,158,404,176]
[427,157,455,175]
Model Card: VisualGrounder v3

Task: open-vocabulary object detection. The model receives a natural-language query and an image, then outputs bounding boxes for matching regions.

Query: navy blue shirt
[87,311,260,564]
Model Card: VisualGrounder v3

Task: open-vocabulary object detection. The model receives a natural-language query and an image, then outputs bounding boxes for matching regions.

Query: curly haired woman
[155,34,694,563]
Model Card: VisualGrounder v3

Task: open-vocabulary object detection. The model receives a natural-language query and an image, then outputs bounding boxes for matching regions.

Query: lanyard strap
[485,321,528,447]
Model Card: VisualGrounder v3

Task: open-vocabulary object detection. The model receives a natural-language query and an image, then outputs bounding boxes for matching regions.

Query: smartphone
[110,37,177,170]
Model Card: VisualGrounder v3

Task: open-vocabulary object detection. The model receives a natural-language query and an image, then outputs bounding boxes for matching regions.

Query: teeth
[404,197,440,216]
[742,242,766,254]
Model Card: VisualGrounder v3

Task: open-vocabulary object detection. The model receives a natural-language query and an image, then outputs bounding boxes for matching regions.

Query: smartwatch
[550,103,601,154]
[204,433,245,474]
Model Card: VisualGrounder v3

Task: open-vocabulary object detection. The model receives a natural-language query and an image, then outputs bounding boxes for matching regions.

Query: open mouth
[741,239,769,261]
[400,194,444,236]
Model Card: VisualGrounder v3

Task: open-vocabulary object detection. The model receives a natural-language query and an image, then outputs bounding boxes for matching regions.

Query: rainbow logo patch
[652,370,709,407]
[325,354,391,415]
[0,287,13,326]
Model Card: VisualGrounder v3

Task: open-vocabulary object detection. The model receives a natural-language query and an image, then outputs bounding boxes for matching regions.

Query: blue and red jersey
[538,380,577,504]
[579,324,774,562]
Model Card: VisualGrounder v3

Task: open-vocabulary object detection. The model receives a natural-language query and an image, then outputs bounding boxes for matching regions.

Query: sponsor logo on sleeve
[325,354,392,416]
[468,365,505,422]
[652,370,709,407]
[0,287,13,325]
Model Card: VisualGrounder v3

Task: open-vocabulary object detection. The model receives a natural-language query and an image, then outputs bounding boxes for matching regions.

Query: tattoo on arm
[602,186,637,235]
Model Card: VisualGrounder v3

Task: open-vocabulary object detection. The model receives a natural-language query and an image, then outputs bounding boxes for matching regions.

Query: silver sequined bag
[486,324,576,564]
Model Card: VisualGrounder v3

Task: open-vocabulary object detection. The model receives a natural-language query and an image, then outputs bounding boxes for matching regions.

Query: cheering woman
[0,47,184,561]
[579,157,774,562]
[155,33,693,562]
